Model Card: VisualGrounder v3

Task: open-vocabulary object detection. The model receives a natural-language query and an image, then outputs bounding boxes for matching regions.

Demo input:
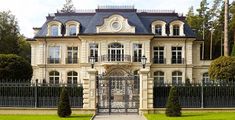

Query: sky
[0,0,228,38]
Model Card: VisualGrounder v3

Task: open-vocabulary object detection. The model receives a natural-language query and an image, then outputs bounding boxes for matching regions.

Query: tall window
[172,47,182,64]
[89,43,98,62]
[134,70,139,89]
[49,71,60,84]
[67,47,78,64]
[51,25,59,36]
[48,46,60,64]
[203,73,211,83]
[155,25,162,35]
[173,25,180,36]
[68,25,77,36]
[153,47,164,64]
[108,43,124,61]
[172,71,182,85]
[154,71,164,85]
[133,44,142,62]
[67,71,78,84]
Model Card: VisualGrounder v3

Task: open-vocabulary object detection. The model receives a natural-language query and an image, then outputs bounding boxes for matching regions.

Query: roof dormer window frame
[170,20,185,36]
[65,21,80,36]
[47,21,62,36]
[151,20,167,36]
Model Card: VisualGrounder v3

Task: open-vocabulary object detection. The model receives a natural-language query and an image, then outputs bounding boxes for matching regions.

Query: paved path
[93,114,146,120]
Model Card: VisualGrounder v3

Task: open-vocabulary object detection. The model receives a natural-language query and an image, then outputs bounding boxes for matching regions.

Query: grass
[0,114,92,120]
[145,112,235,120]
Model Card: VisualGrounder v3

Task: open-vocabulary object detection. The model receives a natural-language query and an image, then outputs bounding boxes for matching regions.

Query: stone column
[83,68,97,112]
[139,68,153,114]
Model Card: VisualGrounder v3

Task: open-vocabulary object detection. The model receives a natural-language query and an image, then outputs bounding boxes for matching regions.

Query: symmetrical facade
[28,6,211,113]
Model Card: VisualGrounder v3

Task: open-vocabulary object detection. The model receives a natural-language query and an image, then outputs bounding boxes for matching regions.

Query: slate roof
[35,8,196,38]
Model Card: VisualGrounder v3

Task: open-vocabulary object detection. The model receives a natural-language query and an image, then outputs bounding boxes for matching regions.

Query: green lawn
[145,112,235,120]
[0,114,92,120]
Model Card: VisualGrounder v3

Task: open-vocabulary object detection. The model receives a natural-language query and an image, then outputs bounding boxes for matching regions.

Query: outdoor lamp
[141,55,147,69]
[89,56,95,68]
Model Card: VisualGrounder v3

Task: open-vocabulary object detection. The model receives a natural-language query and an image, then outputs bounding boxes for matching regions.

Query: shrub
[208,56,235,80]
[57,87,72,117]
[0,54,32,82]
[165,86,181,117]
[231,44,235,56]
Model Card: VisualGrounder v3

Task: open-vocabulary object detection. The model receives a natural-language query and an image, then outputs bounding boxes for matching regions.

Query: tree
[208,56,235,80]
[0,11,20,54]
[61,0,75,13]
[165,86,181,117]
[18,35,31,62]
[231,44,235,56]
[57,87,72,117]
[0,54,32,82]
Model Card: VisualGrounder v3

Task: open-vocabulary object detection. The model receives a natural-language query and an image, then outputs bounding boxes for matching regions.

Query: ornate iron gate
[97,70,139,113]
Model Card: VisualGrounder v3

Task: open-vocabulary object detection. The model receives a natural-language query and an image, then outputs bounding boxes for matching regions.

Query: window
[67,47,78,64]
[172,47,183,64]
[108,43,124,61]
[133,44,142,62]
[155,25,162,35]
[134,70,139,89]
[172,71,182,85]
[51,25,59,36]
[89,43,98,62]
[154,71,164,85]
[48,46,60,64]
[49,71,60,84]
[153,47,164,64]
[67,71,78,84]
[203,73,211,83]
[173,25,180,36]
[68,25,77,36]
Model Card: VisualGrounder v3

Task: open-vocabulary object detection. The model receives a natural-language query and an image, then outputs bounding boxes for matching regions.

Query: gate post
[139,69,153,114]
[83,68,97,113]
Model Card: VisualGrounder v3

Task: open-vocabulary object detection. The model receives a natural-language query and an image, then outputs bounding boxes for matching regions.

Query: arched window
[67,71,78,84]
[68,25,77,36]
[51,25,59,36]
[108,43,124,61]
[173,25,180,36]
[155,25,162,35]
[172,71,182,85]
[154,71,164,85]
[49,71,60,84]
[203,72,211,83]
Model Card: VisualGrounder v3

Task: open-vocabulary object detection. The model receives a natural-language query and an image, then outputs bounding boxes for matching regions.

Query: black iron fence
[153,81,235,108]
[0,82,83,108]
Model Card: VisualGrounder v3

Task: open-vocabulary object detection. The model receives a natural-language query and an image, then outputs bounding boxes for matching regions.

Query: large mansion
[28,6,211,113]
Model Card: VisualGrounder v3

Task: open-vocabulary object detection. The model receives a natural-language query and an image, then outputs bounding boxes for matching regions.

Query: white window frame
[169,20,185,36]
[49,71,60,84]
[133,43,142,62]
[151,20,167,36]
[67,71,78,84]
[153,46,164,64]
[154,71,164,85]
[172,71,182,85]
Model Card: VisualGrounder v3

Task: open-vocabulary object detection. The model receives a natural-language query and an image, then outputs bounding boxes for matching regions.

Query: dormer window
[47,21,62,36]
[65,21,80,36]
[151,20,167,36]
[173,25,180,36]
[170,20,185,36]
[69,25,77,36]
[155,25,162,35]
[51,25,59,36]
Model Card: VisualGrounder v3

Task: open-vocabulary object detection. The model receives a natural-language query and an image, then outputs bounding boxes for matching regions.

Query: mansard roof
[35,6,196,37]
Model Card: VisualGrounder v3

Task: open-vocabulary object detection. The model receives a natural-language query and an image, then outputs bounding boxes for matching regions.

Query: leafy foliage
[231,44,235,56]
[0,54,32,82]
[61,0,75,13]
[57,87,72,117]
[165,86,181,117]
[208,56,235,80]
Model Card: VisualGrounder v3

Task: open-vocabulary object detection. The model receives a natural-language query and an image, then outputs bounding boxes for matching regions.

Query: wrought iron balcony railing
[171,58,184,64]
[47,58,60,64]
[101,54,131,62]
[152,58,166,64]
[66,58,78,64]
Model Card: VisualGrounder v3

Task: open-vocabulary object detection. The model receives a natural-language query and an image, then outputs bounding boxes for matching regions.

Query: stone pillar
[139,68,153,114]
[83,68,97,112]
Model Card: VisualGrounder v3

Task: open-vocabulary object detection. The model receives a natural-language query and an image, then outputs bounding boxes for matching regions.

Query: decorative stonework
[97,14,135,33]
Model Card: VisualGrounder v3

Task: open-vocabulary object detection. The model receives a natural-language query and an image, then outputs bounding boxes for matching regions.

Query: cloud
[0,0,223,38]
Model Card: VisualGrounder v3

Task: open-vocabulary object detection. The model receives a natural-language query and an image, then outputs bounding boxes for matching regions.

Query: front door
[97,69,139,113]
